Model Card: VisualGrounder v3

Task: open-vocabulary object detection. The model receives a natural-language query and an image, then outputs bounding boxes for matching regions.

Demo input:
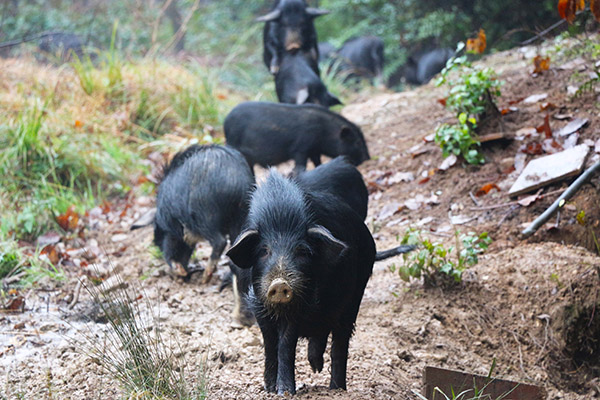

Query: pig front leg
[329,327,352,390]
[277,322,298,395]
[258,319,279,393]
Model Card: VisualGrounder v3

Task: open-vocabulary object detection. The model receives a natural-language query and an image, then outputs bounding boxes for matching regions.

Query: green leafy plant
[435,113,484,165]
[434,43,503,165]
[393,228,491,286]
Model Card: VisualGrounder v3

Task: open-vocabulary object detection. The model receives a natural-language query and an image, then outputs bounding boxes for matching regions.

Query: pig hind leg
[308,333,328,373]
[329,326,353,390]
[202,233,227,284]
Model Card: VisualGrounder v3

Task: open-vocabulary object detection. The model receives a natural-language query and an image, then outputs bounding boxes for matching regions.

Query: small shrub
[435,43,503,165]
[393,228,491,287]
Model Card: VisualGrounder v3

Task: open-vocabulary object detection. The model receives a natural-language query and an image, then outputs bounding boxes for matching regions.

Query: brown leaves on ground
[56,206,79,231]
[536,114,553,139]
[533,55,550,74]
[466,29,486,54]
[475,183,500,196]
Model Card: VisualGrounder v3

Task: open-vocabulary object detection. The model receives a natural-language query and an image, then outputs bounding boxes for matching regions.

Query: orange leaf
[475,183,500,197]
[466,29,486,54]
[523,142,543,155]
[41,244,59,265]
[536,114,553,139]
[533,55,550,73]
[418,176,431,185]
[501,108,511,115]
[56,206,79,231]
[216,93,227,100]
[6,296,25,311]
[437,98,447,107]
[74,120,83,128]
[539,102,557,111]
[558,0,580,23]
[591,0,600,21]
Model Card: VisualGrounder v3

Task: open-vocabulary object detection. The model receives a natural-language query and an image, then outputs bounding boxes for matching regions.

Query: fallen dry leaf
[475,183,500,196]
[40,244,60,265]
[533,55,550,74]
[523,93,548,104]
[536,114,553,139]
[522,142,543,155]
[518,193,540,207]
[466,29,486,54]
[542,138,563,154]
[539,102,557,111]
[439,154,457,171]
[56,206,79,231]
[557,117,589,137]
[6,296,25,311]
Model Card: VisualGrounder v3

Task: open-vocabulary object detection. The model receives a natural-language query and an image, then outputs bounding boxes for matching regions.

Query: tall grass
[77,275,208,399]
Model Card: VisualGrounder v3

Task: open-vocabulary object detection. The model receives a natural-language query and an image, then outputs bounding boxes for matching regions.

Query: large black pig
[336,36,384,84]
[224,101,369,175]
[131,145,255,325]
[227,170,414,394]
[295,156,368,220]
[258,0,329,75]
[275,52,341,107]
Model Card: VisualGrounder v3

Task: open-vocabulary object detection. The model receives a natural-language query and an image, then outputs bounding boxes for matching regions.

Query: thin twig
[497,205,519,228]
[2,272,25,285]
[68,279,84,310]
[469,191,480,206]
[470,188,564,211]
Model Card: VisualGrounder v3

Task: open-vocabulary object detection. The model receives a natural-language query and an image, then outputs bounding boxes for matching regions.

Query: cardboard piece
[508,145,590,197]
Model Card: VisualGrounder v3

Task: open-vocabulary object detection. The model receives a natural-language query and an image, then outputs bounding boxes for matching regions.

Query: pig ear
[308,225,348,262]
[326,92,342,107]
[306,8,330,17]
[296,88,310,105]
[130,208,157,230]
[255,9,281,22]
[227,230,260,269]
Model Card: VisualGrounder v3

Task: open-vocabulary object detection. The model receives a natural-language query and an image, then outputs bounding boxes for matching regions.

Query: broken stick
[522,160,600,238]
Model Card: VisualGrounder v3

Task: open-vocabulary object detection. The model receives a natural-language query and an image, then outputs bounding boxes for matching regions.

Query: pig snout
[267,278,293,304]
[285,32,302,52]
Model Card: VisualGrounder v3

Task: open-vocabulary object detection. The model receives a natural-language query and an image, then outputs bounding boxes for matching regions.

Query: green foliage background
[1,0,560,81]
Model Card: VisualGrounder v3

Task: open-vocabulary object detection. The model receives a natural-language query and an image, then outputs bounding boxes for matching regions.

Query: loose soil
[2,40,600,399]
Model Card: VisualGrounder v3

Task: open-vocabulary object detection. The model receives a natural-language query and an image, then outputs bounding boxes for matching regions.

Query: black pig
[132,145,255,325]
[258,0,329,75]
[337,36,384,84]
[38,32,84,62]
[227,171,376,394]
[295,156,368,220]
[405,48,454,85]
[227,170,414,394]
[224,101,369,175]
[275,52,341,107]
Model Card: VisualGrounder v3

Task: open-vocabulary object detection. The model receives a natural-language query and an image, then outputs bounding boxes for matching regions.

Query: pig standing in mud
[224,101,369,175]
[131,144,255,326]
[258,0,329,75]
[227,170,414,394]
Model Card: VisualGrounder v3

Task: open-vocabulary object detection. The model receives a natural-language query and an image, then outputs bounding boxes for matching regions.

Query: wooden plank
[422,366,547,400]
[478,132,506,143]
[508,144,590,197]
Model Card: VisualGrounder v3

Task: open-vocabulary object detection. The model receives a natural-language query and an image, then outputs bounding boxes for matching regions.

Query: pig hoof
[201,270,214,284]
[169,263,189,278]
[308,355,323,373]
[270,65,279,74]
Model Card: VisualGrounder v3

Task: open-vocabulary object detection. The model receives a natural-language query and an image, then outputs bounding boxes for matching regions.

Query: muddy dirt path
[2,44,600,399]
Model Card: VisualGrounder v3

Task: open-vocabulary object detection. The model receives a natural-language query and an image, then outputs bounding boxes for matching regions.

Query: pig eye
[257,246,270,259]
[294,244,312,258]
